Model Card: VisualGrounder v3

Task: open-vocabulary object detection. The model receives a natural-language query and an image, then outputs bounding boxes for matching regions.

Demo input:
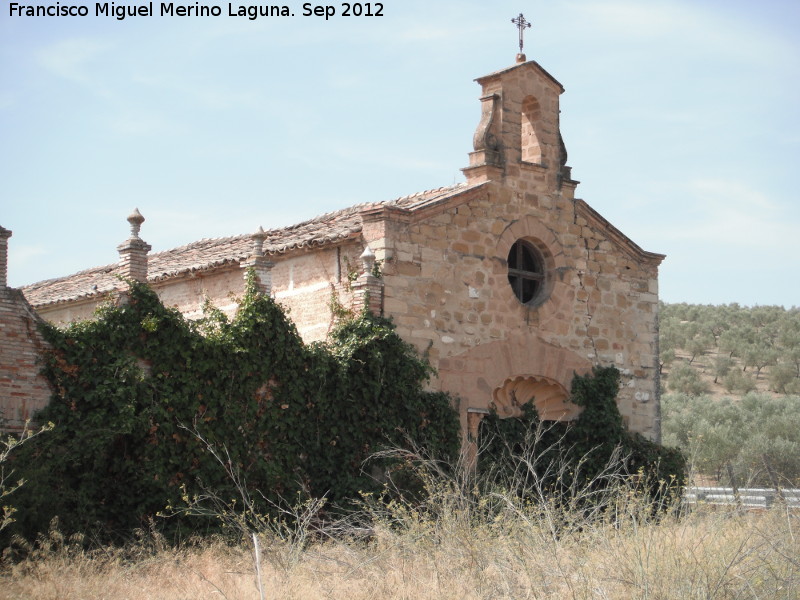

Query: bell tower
[462,14,576,195]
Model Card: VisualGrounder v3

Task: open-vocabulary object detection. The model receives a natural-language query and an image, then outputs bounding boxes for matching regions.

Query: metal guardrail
[685,487,800,509]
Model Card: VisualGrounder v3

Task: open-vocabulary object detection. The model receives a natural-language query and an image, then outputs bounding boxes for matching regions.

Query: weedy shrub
[0,421,52,534]
[479,366,686,509]
[3,455,798,600]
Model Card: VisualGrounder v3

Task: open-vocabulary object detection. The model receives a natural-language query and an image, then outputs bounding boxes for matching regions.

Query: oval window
[507,240,545,305]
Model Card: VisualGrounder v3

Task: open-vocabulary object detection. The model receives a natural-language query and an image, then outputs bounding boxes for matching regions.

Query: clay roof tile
[22,182,479,308]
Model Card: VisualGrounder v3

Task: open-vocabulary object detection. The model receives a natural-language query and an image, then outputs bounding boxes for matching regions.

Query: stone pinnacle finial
[251,225,268,256]
[360,245,376,274]
[118,209,151,283]
[0,225,11,289]
[127,208,145,239]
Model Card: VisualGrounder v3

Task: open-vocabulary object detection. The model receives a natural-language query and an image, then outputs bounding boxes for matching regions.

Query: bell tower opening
[521,95,543,165]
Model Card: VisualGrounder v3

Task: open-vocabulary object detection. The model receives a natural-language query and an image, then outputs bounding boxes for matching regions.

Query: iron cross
[511,13,532,54]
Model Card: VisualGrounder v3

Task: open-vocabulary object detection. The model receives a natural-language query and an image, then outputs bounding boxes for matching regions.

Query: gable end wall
[371,181,661,440]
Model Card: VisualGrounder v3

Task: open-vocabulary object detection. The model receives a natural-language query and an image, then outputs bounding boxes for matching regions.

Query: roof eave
[575,199,666,266]
[475,60,565,94]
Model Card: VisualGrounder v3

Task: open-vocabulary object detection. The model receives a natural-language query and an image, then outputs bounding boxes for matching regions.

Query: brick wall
[35,242,365,345]
[155,268,246,320]
[272,244,361,341]
[0,286,52,433]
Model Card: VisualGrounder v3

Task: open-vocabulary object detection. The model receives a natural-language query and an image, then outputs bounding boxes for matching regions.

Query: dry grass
[3,436,797,599]
[1,498,797,600]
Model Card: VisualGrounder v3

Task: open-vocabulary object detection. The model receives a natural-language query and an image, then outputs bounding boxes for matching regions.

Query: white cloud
[563,0,794,65]
[10,244,46,260]
[8,244,47,275]
[131,72,262,111]
[0,91,15,110]
[649,179,798,254]
[297,138,451,174]
[36,38,109,85]
[569,0,694,38]
[104,110,177,137]
[397,25,467,42]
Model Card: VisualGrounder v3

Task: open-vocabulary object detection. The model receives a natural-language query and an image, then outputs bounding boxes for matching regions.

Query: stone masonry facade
[357,60,664,440]
[12,56,665,443]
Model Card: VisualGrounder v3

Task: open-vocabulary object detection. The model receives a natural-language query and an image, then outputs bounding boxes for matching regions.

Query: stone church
[7,53,665,441]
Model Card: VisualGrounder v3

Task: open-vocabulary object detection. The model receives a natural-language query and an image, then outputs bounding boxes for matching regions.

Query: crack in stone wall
[575,206,598,361]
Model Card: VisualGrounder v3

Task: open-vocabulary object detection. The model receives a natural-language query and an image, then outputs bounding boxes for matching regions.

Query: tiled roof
[22,182,480,308]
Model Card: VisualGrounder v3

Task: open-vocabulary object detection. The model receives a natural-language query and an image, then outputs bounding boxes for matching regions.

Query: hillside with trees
[659,302,800,486]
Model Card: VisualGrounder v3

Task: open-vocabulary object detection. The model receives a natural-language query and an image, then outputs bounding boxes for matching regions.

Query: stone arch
[497,216,564,271]
[438,331,592,435]
[521,95,543,164]
[495,215,573,327]
[491,374,581,421]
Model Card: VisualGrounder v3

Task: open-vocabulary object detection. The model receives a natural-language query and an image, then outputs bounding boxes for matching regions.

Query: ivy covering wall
[7,276,685,545]
[478,366,686,503]
[8,275,460,542]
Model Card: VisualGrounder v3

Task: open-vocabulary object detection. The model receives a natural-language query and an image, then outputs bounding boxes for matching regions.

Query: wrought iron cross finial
[511,13,532,54]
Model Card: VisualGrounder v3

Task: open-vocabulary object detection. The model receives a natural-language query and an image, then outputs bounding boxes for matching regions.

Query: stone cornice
[359,182,490,225]
[475,60,565,94]
[575,199,666,266]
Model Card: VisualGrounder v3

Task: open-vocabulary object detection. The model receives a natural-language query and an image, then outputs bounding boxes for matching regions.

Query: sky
[1,0,799,307]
